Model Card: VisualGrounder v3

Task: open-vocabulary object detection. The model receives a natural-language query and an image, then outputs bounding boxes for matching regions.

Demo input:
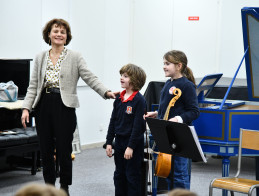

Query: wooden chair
[209,128,259,196]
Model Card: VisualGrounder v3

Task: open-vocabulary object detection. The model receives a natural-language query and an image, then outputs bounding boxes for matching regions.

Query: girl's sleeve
[180,83,200,124]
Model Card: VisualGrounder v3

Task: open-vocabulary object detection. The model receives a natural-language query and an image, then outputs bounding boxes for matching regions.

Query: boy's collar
[119,90,138,102]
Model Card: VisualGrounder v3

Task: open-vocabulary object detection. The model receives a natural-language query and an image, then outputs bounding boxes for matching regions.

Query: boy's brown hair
[119,63,146,91]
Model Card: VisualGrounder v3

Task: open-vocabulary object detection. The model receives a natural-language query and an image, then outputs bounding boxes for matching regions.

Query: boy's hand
[106,145,113,157]
[124,147,133,160]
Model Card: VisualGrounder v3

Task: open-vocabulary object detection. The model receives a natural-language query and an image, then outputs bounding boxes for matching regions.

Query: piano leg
[222,156,230,196]
[256,157,259,196]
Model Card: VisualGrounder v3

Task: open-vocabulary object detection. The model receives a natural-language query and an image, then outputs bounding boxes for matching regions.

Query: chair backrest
[235,128,259,177]
[241,129,259,151]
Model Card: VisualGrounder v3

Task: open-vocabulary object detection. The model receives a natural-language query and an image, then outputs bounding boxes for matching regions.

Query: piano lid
[242,7,259,101]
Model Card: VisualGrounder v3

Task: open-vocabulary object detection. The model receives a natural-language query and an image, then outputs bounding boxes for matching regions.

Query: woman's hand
[21,109,30,129]
[143,111,158,120]
[106,144,113,158]
[106,91,120,99]
[124,147,133,160]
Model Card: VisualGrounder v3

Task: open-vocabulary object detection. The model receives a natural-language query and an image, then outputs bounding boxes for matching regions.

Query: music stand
[146,117,206,191]
[146,117,204,162]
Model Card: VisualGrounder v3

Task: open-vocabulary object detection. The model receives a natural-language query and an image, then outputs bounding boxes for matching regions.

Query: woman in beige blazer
[21,18,117,196]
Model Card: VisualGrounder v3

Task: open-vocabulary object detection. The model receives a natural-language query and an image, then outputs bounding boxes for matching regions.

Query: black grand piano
[144,7,259,196]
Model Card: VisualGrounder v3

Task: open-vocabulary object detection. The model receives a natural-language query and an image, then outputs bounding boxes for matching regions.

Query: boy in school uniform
[105,63,147,196]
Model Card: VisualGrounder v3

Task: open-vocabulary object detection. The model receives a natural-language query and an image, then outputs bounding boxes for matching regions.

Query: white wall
[69,0,108,144]
[1,0,259,146]
[0,0,42,59]
[218,0,259,78]
[172,0,220,78]
[131,0,259,83]
[131,0,173,91]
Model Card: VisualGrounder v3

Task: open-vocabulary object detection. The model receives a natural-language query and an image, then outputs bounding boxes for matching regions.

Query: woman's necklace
[50,50,61,65]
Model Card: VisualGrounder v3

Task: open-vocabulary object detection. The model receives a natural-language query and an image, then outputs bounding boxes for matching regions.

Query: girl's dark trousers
[34,90,77,186]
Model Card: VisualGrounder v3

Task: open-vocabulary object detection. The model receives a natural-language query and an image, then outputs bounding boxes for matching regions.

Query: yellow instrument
[154,88,182,178]
[163,88,182,121]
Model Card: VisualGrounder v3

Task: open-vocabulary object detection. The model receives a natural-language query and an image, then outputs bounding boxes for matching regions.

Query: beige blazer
[23,49,109,111]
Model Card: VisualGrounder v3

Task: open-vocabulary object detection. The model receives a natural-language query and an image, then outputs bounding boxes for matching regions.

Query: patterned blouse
[44,48,68,88]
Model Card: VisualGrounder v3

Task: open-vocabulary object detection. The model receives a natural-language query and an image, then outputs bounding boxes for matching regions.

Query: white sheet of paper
[189,126,207,163]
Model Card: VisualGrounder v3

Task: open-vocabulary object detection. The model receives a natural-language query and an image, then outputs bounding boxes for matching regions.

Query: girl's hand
[168,117,178,122]
[124,147,133,160]
[21,109,30,129]
[143,111,158,119]
[106,145,113,157]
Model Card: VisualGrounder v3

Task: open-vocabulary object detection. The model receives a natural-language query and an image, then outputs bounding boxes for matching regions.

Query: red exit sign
[188,16,199,21]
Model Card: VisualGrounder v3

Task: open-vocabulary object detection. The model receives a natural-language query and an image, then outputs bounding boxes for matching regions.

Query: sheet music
[188,126,207,163]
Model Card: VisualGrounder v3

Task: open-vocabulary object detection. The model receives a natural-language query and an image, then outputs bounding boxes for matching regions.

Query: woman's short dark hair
[42,18,72,46]
[120,64,146,91]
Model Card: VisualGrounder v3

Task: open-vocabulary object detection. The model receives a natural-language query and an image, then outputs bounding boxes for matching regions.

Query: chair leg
[248,187,254,196]
[31,151,37,175]
[209,186,213,196]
